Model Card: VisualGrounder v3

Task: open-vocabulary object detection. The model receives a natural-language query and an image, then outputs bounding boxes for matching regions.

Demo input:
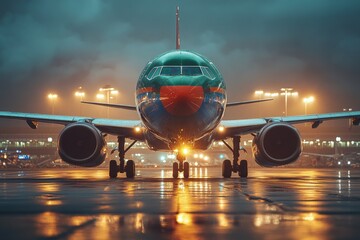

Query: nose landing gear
[221,136,248,178]
[172,153,190,179]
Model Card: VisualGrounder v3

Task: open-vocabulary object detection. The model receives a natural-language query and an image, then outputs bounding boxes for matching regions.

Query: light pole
[110,90,118,103]
[254,90,279,115]
[280,88,298,116]
[75,89,85,101]
[75,87,85,115]
[99,85,118,118]
[303,96,314,115]
[95,93,106,117]
[47,93,58,114]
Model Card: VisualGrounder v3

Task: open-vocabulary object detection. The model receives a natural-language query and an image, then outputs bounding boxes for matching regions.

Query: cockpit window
[207,68,215,79]
[147,67,157,79]
[201,67,215,80]
[146,65,216,80]
[161,66,181,76]
[153,67,162,78]
[182,66,202,76]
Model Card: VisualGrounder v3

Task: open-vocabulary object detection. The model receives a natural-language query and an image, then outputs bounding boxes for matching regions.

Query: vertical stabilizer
[176,6,180,50]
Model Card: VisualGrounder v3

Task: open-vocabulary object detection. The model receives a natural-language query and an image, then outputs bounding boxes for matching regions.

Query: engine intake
[252,123,301,167]
[58,122,106,167]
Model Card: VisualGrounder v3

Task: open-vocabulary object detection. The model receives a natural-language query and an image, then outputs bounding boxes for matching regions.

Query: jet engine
[58,122,106,167]
[252,123,302,167]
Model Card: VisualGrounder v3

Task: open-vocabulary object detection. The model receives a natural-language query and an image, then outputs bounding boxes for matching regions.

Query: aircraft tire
[125,160,135,178]
[184,162,190,178]
[239,160,248,178]
[222,159,232,178]
[173,162,179,179]
[109,160,118,178]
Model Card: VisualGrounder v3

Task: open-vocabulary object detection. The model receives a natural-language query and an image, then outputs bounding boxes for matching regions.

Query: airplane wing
[0,111,143,140]
[81,101,137,111]
[226,98,273,107]
[216,111,360,139]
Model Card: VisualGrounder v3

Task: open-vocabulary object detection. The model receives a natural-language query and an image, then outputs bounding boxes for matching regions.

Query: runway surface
[1,167,360,239]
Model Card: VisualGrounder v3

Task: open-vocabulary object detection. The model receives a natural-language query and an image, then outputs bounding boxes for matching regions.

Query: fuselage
[136,50,226,150]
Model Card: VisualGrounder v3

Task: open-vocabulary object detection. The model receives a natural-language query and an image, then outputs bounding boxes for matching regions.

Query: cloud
[0,0,359,117]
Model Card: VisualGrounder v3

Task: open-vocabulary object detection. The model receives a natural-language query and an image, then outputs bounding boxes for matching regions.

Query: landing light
[218,126,225,132]
[134,126,141,133]
[182,148,189,155]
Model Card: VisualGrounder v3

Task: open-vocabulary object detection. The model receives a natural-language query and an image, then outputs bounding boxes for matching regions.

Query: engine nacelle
[58,122,106,167]
[252,123,302,167]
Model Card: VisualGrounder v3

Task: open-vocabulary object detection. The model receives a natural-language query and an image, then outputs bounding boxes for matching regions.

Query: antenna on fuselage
[176,6,180,50]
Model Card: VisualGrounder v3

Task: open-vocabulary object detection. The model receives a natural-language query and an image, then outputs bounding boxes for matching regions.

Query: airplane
[1,6,360,179]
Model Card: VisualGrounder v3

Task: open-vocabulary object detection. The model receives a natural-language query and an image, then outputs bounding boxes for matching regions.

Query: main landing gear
[172,153,190,179]
[221,136,248,178]
[109,136,137,179]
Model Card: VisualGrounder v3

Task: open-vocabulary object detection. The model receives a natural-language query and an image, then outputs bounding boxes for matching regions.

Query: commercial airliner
[1,7,360,179]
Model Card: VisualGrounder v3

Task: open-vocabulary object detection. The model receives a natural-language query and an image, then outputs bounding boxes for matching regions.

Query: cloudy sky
[0,0,360,121]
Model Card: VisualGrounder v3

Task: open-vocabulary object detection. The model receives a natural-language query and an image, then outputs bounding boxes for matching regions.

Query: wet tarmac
[0,167,360,239]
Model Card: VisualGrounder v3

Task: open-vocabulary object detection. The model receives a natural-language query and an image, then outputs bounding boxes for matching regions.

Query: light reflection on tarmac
[1,167,360,239]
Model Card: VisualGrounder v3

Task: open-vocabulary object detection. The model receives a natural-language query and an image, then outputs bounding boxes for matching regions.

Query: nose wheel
[184,162,190,178]
[173,153,190,179]
[173,162,179,178]
[172,161,190,179]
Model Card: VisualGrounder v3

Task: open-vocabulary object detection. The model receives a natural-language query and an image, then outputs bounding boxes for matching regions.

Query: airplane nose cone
[160,86,204,116]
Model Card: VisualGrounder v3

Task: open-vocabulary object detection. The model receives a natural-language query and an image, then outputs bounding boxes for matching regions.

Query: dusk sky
[0,0,360,122]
